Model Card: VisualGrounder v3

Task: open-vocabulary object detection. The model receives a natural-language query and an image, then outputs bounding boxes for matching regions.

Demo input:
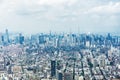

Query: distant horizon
[0,28,120,36]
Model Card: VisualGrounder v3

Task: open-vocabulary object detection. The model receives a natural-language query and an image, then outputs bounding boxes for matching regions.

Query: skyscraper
[39,34,45,44]
[3,29,10,44]
[0,57,5,71]
[1,35,4,42]
[5,29,9,43]
[58,72,63,80]
[19,33,24,44]
[51,60,56,77]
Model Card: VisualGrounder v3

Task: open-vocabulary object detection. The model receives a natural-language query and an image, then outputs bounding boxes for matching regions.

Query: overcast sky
[0,0,120,34]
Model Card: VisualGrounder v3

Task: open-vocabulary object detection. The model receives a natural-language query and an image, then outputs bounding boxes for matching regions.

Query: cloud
[85,1,120,15]
[38,0,77,6]
[0,0,120,34]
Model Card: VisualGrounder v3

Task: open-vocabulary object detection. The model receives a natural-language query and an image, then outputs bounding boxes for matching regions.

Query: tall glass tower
[51,60,56,77]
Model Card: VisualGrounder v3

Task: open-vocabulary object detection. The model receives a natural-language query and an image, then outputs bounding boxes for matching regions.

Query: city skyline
[0,29,120,80]
[1,1,120,79]
[0,0,120,34]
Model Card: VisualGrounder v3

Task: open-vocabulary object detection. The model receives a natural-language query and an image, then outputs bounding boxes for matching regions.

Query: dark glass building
[19,34,24,44]
[51,60,56,77]
[39,34,45,44]
[58,72,63,80]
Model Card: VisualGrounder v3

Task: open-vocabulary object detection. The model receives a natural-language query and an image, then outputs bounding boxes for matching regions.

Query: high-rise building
[100,59,105,67]
[64,73,73,80]
[51,60,56,77]
[58,72,63,80]
[3,29,10,44]
[1,35,4,42]
[86,41,90,47]
[107,33,112,40]
[39,34,45,44]
[5,29,10,43]
[19,33,24,44]
[0,57,5,71]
